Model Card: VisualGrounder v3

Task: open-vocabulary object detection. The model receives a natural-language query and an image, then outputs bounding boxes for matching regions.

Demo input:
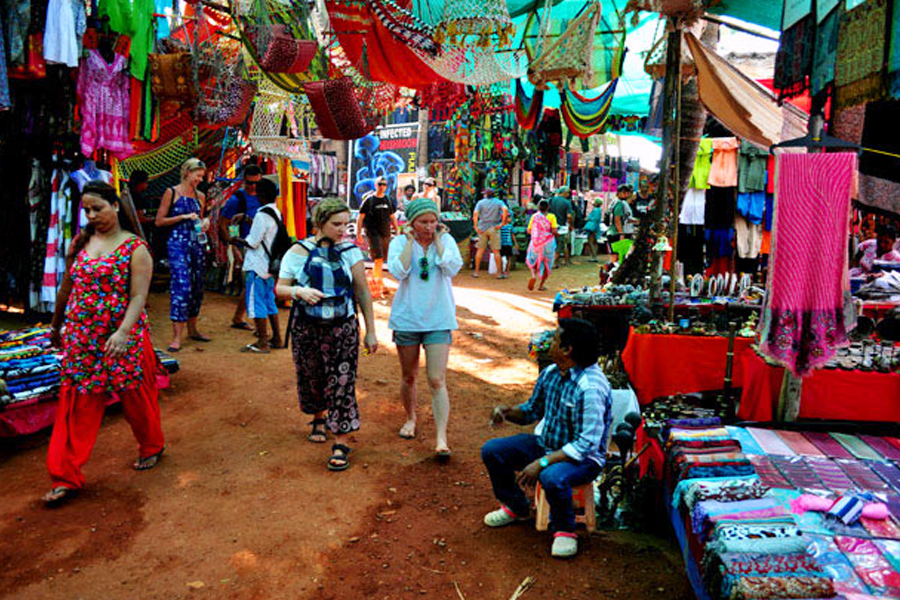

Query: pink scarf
[759,152,857,376]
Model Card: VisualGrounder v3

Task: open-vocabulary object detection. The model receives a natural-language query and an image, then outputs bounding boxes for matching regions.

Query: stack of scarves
[0,329,59,407]
[674,476,771,514]
[692,498,784,542]
[703,551,834,600]
[666,419,754,482]
[705,518,809,556]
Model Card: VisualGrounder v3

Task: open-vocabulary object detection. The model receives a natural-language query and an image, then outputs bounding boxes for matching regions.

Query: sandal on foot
[328,444,351,471]
[189,334,212,342]
[240,343,270,354]
[166,345,181,353]
[435,448,452,462]
[308,419,327,443]
[134,447,165,471]
[230,322,254,331]
[398,422,416,439]
[42,486,77,505]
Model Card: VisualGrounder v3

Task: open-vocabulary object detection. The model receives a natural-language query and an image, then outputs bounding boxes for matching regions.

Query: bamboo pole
[667,35,684,322]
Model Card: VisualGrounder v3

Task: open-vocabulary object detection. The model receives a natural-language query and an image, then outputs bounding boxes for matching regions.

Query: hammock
[560,79,618,138]
[514,78,544,130]
[248,80,308,157]
[528,1,603,90]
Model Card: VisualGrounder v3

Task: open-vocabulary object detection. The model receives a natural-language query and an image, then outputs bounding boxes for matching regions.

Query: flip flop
[328,444,351,471]
[134,447,165,471]
[189,334,212,342]
[435,448,452,462]
[398,423,416,439]
[230,322,254,331]
[166,345,181,353]
[42,486,77,505]
[240,344,270,354]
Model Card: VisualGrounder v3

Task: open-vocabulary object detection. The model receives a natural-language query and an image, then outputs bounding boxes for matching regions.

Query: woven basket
[303,76,374,140]
[251,24,318,74]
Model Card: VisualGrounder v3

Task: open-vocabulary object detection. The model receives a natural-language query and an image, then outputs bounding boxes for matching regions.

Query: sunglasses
[377,182,388,187]
[425,183,434,187]
[419,256,429,281]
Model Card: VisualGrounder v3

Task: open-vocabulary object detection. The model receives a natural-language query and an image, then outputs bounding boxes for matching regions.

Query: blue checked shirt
[518,364,612,466]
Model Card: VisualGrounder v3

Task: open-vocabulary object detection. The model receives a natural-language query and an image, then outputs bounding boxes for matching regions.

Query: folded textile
[747,428,796,456]
[670,444,744,459]
[707,522,809,555]
[667,416,722,429]
[726,426,766,456]
[677,464,757,483]
[868,460,900,493]
[774,430,826,456]
[692,498,781,536]
[836,459,891,492]
[835,535,900,595]
[705,551,833,600]
[861,516,900,540]
[803,431,855,459]
[807,534,869,595]
[668,427,731,442]
[669,439,743,451]
[676,476,769,513]
[749,455,795,489]
[804,456,856,491]
[859,436,900,462]
[831,432,882,461]
[771,455,826,490]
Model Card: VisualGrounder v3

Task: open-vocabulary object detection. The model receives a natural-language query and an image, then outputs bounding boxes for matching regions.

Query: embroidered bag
[295,239,356,320]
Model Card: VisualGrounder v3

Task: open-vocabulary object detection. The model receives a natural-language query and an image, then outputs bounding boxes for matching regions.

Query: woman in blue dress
[155,158,211,352]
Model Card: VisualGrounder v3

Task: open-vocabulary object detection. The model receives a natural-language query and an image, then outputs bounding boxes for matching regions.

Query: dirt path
[0,262,691,600]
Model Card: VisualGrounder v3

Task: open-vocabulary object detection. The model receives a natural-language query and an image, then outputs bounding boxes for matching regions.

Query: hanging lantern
[432,0,515,49]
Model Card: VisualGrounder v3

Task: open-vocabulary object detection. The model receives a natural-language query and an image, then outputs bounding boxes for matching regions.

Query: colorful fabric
[560,80,617,139]
[807,534,869,595]
[705,552,832,600]
[726,426,765,455]
[60,237,150,394]
[803,456,855,491]
[774,14,814,99]
[290,314,360,435]
[513,78,544,130]
[834,0,889,110]
[525,212,556,279]
[689,139,713,189]
[166,194,205,322]
[811,6,841,97]
[708,138,740,187]
[758,153,856,376]
[748,455,794,489]
[76,50,133,158]
[770,455,825,490]
[746,427,795,456]
[836,459,891,492]
[775,430,825,456]
[678,477,770,513]
[835,535,900,595]
[804,431,854,459]
[692,498,780,537]
[861,516,900,539]
[831,432,882,460]
[737,141,768,193]
[707,522,809,555]
[868,460,900,492]
[890,0,900,98]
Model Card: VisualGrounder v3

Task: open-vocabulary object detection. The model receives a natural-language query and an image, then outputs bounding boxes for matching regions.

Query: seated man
[481,318,611,558]
[851,225,900,279]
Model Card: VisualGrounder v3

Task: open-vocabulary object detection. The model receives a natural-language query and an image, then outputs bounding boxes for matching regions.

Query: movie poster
[349,123,420,209]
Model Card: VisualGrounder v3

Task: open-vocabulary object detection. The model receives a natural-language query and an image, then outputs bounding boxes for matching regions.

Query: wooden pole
[667,47,684,322]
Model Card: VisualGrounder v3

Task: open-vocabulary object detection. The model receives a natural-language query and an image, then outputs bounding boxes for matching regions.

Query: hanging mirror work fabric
[560,79,618,138]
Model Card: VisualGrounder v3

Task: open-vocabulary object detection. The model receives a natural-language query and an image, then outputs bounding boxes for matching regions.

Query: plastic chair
[534,481,596,533]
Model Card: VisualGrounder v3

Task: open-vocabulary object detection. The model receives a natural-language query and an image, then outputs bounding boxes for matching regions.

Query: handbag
[303,76,374,140]
[250,24,318,74]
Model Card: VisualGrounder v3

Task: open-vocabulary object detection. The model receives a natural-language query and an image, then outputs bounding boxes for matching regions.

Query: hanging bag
[294,239,356,321]
[245,0,318,74]
[303,76,375,140]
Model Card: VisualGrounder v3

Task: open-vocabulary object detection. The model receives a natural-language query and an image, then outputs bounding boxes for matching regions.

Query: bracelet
[291,286,301,301]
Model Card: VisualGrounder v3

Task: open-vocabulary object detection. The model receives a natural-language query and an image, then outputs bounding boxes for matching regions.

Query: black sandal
[42,486,77,505]
[328,444,351,471]
[134,447,165,471]
[308,419,327,443]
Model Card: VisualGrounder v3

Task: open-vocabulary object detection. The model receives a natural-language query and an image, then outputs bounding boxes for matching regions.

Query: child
[500,219,514,278]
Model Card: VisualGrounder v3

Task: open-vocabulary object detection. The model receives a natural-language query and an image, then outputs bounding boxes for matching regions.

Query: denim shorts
[392,330,452,346]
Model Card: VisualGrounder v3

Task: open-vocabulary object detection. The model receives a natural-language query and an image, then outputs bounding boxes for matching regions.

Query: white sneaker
[484,506,528,528]
[551,533,578,558]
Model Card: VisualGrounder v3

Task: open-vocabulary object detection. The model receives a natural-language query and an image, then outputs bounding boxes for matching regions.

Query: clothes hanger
[769,132,861,155]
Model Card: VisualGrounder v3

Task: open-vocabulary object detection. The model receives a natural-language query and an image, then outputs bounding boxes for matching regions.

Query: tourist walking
[43,182,165,505]
[549,186,574,266]
[472,191,509,279]
[357,175,398,298]
[526,200,558,291]
[388,198,463,458]
[276,198,378,471]
[583,198,604,262]
[155,157,211,352]
[219,164,263,331]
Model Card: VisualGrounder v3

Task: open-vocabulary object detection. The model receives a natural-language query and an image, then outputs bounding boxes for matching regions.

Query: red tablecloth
[737,349,900,422]
[621,328,754,405]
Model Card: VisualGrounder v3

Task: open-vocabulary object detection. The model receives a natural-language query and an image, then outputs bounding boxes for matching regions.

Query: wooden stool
[534,481,596,533]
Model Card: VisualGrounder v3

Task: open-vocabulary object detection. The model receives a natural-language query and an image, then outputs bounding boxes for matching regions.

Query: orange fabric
[761,230,772,255]
[737,349,900,422]
[621,328,754,405]
[707,138,740,187]
[46,334,164,489]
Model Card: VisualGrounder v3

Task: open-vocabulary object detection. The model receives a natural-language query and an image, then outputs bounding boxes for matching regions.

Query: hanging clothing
[166,194,206,322]
[43,0,85,68]
[4,0,30,66]
[76,50,133,158]
[759,153,857,377]
[704,186,736,229]
[0,11,10,111]
[811,6,841,98]
[680,188,707,225]
[678,225,705,276]
[835,0,889,110]
[689,139,713,189]
[773,14,814,100]
[39,170,71,312]
[737,192,766,225]
[707,138,740,187]
[734,215,763,259]
[737,141,767,193]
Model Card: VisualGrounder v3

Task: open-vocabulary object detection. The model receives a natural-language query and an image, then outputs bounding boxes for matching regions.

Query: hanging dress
[76,49,133,158]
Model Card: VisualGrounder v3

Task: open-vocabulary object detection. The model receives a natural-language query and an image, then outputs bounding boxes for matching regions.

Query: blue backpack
[295,239,356,321]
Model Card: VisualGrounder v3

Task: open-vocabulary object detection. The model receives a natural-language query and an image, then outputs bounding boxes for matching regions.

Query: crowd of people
[40,158,617,559]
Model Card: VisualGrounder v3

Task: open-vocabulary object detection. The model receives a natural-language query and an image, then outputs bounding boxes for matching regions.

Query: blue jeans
[481,434,601,533]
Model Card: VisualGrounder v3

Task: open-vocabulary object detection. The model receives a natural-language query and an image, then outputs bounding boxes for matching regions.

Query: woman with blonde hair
[276,198,378,471]
[155,158,211,352]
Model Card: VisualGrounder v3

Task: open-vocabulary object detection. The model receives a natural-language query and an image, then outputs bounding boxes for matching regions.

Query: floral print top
[61,236,149,394]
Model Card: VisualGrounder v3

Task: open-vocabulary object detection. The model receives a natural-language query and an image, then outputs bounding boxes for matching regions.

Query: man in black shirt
[356,176,399,298]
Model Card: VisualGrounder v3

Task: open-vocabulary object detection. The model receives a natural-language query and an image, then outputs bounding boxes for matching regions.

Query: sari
[526,212,556,278]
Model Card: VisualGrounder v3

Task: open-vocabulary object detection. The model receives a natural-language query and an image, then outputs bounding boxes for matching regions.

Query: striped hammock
[560,78,618,138]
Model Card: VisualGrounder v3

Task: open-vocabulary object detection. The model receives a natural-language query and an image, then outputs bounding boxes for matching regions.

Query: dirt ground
[0,259,692,600]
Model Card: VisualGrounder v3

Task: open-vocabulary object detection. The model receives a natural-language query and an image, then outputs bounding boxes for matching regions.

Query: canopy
[706,0,783,31]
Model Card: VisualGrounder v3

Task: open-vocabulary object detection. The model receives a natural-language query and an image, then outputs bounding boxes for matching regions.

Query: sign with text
[349,123,420,209]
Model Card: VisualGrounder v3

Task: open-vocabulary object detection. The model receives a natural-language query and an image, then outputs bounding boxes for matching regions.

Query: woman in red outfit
[43,181,165,504]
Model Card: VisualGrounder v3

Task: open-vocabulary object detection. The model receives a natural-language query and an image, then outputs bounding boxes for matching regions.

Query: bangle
[49,325,59,332]
[291,287,301,301]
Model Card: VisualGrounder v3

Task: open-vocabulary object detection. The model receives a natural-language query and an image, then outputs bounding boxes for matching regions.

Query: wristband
[539,457,550,469]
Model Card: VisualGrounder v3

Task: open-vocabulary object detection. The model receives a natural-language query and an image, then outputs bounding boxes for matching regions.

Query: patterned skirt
[290,312,360,434]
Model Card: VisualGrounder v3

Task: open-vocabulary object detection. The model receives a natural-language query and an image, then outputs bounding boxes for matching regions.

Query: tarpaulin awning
[685,32,807,149]
[706,0,783,32]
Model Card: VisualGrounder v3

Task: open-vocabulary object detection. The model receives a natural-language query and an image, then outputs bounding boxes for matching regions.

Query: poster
[782,0,812,30]
[349,123,420,209]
